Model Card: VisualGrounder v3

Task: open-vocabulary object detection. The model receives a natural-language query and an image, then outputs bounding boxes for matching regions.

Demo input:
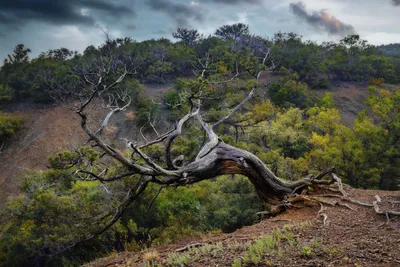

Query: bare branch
[165,108,200,170]
[129,142,179,177]
[196,113,219,160]
[75,169,136,183]
[94,95,131,138]
[212,89,255,129]
[77,111,155,175]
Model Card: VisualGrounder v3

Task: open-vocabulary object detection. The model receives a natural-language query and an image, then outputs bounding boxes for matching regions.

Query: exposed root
[336,202,355,211]
[260,174,400,221]
[331,173,347,196]
[341,198,373,208]
[317,204,329,225]
[373,195,400,217]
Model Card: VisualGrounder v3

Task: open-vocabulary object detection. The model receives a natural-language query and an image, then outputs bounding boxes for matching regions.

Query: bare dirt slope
[0,81,168,205]
[0,104,89,205]
[86,189,400,267]
[313,82,370,126]
[0,83,161,206]
[0,101,116,206]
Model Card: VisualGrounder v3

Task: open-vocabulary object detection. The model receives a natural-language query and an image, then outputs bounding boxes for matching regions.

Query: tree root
[261,174,400,221]
[373,195,400,216]
[317,204,329,226]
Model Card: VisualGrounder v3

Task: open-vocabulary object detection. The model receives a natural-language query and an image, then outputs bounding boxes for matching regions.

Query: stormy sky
[0,0,399,60]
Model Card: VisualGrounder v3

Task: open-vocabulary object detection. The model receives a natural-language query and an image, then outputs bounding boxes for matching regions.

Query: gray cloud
[392,0,400,6]
[147,0,262,28]
[147,0,204,27]
[290,1,355,37]
[205,0,262,3]
[0,0,135,28]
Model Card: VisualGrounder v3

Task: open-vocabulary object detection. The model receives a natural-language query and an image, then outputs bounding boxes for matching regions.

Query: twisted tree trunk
[181,142,293,204]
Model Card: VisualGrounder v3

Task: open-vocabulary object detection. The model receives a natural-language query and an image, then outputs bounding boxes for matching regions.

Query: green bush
[269,71,314,108]
[0,113,23,143]
[0,84,13,103]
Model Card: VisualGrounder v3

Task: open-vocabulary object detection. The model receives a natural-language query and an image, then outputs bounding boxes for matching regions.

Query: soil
[85,189,400,267]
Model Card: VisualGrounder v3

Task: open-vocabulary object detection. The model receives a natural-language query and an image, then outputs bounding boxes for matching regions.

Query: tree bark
[179,142,315,204]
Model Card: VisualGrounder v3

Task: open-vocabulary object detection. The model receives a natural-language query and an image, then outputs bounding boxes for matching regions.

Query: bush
[269,71,314,108]
[0,84,13,103]
[0,113,23,143]
[163,91,181,109]
[315,77,331,89]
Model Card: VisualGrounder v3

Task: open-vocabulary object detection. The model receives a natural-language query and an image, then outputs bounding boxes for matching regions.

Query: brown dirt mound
[86,189,400,267]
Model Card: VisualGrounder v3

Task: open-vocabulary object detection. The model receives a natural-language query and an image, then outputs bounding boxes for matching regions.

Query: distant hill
[377,43,400,56]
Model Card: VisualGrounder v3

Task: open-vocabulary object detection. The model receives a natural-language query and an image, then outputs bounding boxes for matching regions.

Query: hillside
[0,101,112,206]
[316,82,370,125]
[0,81,370,205]
[86,188,400,267]
[0,104,85,205]
[0,81,175,206]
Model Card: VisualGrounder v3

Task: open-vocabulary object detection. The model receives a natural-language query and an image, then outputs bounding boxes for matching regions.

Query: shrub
[0,84,13,103]
[0,113,24,143]
[166,252,190,266]
[368,77,384,87]
[299,245,313,258]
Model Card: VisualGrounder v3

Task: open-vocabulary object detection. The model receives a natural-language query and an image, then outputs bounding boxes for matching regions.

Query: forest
[0,24,400,266]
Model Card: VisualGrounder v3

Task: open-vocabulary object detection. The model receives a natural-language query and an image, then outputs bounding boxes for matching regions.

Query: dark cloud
[392,0,400,6]
[0,0,135,28]
[126,24,137,31]
[290,1,355,37]
[147,0,203,27]
[205,0,262,3]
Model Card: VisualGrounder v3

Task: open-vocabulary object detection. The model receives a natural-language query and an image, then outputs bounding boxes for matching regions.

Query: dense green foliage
[0,113,23,147]
[0,154,263,266]
[1,27,400,104]
[1,24,400,266]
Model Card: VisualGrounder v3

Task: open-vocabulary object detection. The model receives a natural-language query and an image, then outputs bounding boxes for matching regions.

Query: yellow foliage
[379,89,391,97]
[368,77,384,87]
[309,132,330,148]
[251,100,275,122]
[217,61,228,74]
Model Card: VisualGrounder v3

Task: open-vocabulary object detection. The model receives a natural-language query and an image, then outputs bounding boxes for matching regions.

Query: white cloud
[364,32,400,45]
[34,24,104,55]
